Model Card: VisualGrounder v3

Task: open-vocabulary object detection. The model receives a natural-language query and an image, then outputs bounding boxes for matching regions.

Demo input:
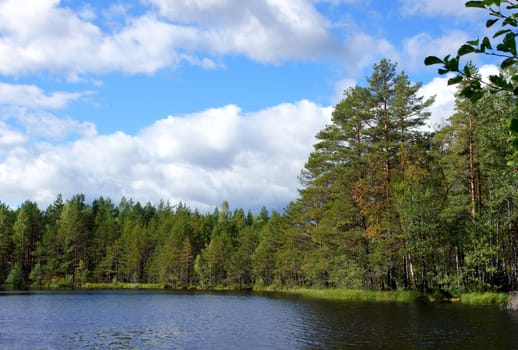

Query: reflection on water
[0,290,517,350]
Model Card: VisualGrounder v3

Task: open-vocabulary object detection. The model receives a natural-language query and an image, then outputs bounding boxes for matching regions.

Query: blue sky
[0,0,500,212]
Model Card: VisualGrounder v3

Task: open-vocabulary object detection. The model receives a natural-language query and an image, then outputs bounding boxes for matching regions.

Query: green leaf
[458,44,477,56]
[438,68,449,75]
[424,56,443,65]
[493,29,511,38]
[448,76,464,85]
[461,85,474,98]
[445,57,459,72]
[486,18,499,27]
[497,34,516,55]
[501,57,517,69]
[481,37,493,51]
[471,92,484,102]
[466,1,486,8]
[467,39,480,46]
[461,81,484,102]
[464,65,473,77]
[489,74,511,89]
[503,32,516,55]
[509,118,518,133]
[502,16,518,27]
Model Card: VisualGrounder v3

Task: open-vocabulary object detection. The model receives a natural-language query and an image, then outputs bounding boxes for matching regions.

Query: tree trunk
[468,115,477,222]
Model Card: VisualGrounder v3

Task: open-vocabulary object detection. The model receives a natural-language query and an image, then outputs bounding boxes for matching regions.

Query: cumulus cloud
[0,82,85,109]
[15,110,97,140]
[0,0,215,76]
[123,0,338,64]
[0,0,395,78]
[0,121,26,147]
[343,33,398,70]
[312,0,361,3]
[0,101,331,211]
[0,83,97,142]
[332,78,357,104]
[479,64,500,80]
[399,0,475,17]
[418,64,501,130]
[403,31,470,71]
[419,76,457,129]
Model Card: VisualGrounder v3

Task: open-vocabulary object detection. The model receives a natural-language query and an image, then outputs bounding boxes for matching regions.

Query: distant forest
[1,59,517,294]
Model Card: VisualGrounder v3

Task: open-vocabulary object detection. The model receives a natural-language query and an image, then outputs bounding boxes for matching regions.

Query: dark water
[0,291,517,350]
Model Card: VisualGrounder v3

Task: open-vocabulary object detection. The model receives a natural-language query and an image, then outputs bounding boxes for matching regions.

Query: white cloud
[400,0,475,17]
[146,0,337,63]
[479,64,500,81]
[419,76,457,129]
[0,100,331,211]
[332,78,356,104]
[0,0,204,76]
[403,31,470,71]
[0,82,97,141]
[343,33,398,70]
[0,106,97,143]
[312,0,361,3]
[0,0,103,75]
[0,82,84,109]
[140,105,241,168]
[418,64,501,130]
[0,121,26,147]
[0,0,393,77]
[16,110,97,140]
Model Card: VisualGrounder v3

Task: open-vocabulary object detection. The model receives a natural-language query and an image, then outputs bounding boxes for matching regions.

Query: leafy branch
[425,0,518,159]
[425,0,517,100]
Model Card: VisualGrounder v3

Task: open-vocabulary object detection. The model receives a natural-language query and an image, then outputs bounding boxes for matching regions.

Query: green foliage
[425,0,517,97]
[460,292,508,304]
[13,201,42,278]
[425,0,518,147]
[195,232,232,288]
[0,59,516,297]
[80,282,167,290]
[283,288,421,303]
[328,255,366,289]
[227,226,258,288]
[290,59,435,290]
[0,202,15,282]
[54,195,92,286]
[29,262,44,289]
[5,262,24,290]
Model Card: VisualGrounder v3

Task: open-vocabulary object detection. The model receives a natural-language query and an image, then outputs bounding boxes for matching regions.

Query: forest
[0,59,517,295]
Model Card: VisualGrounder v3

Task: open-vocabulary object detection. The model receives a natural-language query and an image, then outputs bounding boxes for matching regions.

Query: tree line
[0,59,516,295]
[0,195,279,290]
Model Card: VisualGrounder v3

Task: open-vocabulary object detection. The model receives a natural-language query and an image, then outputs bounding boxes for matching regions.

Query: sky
[0,0,500,212]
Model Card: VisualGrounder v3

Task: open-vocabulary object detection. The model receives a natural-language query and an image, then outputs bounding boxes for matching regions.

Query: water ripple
[0,291,516,350]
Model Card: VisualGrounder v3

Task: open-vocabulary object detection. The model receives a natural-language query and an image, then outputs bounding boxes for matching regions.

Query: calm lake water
[0,290,517,350]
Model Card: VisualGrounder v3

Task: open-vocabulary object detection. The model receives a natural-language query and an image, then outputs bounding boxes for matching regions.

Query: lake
[0,290,517,349]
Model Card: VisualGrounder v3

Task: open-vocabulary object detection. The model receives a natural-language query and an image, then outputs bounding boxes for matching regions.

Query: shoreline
[5,283,510,305]
[271,288,509,305]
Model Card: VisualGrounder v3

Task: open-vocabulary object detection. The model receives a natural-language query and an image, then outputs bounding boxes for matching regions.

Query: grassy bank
[23,283,510,305]
[258,287,509,305]
[58,283,237,291]
[459,292,508,305]
[261,287,422,303]
[79,282,169,290]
